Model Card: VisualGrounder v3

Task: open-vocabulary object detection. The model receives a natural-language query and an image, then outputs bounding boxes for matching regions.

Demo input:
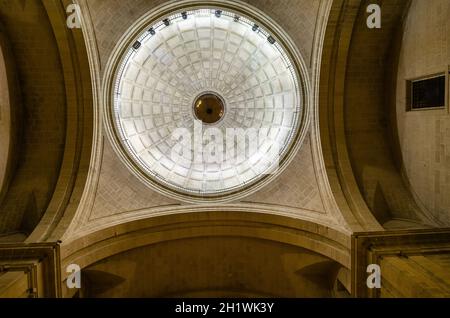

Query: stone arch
[60,211,350,297]
[61,211,350,270]
[318,0,439,231]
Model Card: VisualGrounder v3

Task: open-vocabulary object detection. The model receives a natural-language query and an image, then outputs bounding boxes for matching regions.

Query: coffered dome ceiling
[111,6,306,201]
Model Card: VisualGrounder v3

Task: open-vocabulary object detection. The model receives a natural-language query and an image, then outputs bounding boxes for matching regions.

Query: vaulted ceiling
[1,0,448,298]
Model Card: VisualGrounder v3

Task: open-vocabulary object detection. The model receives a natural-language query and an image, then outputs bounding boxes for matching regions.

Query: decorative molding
[352,228,450,297]
[59,0,104,242]
[309,0,350,230]
[0,242,61,298]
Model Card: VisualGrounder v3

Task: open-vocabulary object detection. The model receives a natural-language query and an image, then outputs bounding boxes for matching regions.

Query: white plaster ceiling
[114,8,302,197]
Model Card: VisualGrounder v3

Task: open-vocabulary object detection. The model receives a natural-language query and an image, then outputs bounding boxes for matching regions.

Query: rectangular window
[407,74,446,110]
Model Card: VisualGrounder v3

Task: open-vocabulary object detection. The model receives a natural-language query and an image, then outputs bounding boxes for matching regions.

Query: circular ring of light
[103,0,311,203]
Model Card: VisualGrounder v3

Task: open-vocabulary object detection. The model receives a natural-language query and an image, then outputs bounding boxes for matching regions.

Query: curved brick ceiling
[114,8,302,197]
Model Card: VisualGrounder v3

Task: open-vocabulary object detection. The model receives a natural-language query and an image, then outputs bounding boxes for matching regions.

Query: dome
[111,6,305,200]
